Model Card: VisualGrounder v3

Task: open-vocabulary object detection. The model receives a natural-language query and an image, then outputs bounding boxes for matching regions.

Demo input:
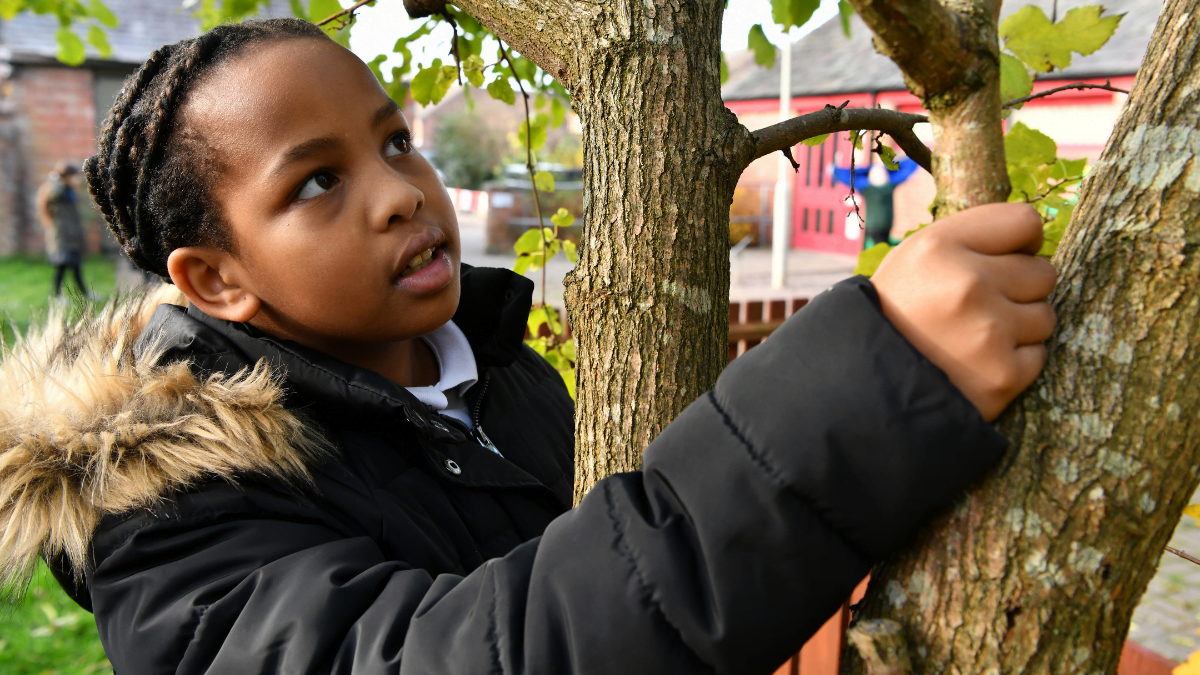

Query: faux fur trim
[0,286,330,588]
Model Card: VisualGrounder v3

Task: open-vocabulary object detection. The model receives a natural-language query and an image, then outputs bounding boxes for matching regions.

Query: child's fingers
[943,203,1045,256]
[1011,343,1050,397]
[1009,301,1057,345]
[991,253,1057,303]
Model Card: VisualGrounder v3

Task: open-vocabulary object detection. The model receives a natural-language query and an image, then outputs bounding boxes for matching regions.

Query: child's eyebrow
[372,100,402,130]
[271,136,342,179]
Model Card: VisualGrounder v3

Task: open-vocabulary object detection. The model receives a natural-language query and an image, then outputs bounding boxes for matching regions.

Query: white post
[771,31,793,290]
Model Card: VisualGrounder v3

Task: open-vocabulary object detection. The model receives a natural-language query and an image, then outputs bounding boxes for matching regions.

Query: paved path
[1129,490,1200,664]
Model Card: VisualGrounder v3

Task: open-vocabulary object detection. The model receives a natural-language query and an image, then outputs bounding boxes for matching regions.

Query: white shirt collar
[404,320,478,410]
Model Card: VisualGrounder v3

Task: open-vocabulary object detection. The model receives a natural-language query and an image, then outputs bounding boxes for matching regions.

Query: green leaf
[486,76,516,105]
[877,144,898,170]
[464,54,485,88]
[409,60,442,106]
[560,337,575,362]
[1007,166,1040,202]
[1004,121,1057,168]
[55,27,85,66]
[527,306,549,334]
[308,0,342,25]
[550,96,566,128]
[86,24,110,58]
[853,242,893,277]
[0,0,23,21]
[550,207,575,229]
[534,170,555,193]
[1001,4,1122,73]
[558,364,575,400]
[772,0,819,31]
[562,240,578,263]
[1057,6,1123,57]
[1050,157,1087,181]
[513,254,532,275]
[366,54,387,82]
[837,0,853,37]
[518,119,547,151]
[747,24,775,69]
[801,133,829,146]
[999,53,1033,107]
[1039,202,1073,258]
[87,0,117,27]
[720,51,730,84]
[513,227,545,255]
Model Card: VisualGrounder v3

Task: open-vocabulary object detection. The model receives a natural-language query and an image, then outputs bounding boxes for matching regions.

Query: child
[0,19,1055,675]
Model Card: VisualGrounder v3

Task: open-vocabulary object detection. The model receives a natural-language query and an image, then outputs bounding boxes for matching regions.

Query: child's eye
[385,132,413,158]
[297,171,337,200]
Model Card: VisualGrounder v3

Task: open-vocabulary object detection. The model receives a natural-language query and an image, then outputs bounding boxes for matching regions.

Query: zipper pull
[473,424,501,456]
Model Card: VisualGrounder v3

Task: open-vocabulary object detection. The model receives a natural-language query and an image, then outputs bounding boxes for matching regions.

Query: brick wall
[0,65,100,255]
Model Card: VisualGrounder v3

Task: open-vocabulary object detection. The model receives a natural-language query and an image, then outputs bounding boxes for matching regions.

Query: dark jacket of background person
[36,170,85,266]
[0,265,1008,675]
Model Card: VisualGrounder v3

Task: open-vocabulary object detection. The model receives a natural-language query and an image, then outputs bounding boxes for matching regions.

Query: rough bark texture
[848,0,1010,215]
[453,0,755,501]
[845,1,1200,673]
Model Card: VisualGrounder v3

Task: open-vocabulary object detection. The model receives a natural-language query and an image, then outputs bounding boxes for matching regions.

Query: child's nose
[366,166,424,232]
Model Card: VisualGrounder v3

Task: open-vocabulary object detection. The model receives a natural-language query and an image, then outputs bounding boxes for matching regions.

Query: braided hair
[84,19,329,279]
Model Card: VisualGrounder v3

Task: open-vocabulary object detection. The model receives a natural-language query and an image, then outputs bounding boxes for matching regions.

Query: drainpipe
[771,30,792,289]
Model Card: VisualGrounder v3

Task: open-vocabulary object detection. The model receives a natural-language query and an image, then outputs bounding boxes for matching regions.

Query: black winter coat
[17,267,1006,675]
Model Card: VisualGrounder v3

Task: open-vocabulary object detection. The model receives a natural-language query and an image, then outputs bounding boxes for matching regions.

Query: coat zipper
[470,372,501,455]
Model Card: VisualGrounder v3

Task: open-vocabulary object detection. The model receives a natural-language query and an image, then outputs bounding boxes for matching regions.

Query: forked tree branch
[751,105,932,174]
[1002,80,1130,109]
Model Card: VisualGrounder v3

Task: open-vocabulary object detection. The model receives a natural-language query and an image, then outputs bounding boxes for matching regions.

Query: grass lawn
[0,255,116,674]
[0,256,117,345]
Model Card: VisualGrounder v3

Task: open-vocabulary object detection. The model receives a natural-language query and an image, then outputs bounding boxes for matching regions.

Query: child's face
[178,37,460,350]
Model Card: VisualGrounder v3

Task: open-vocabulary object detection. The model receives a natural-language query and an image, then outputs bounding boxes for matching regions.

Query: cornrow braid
[84,19,329,279]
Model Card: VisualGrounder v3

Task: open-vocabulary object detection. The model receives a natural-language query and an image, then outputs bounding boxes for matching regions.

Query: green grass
[0,256,116,673]
[0,563,111,675]
[0,256,117,345]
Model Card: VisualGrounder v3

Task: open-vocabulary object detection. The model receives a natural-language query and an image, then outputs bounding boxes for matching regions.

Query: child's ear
[166,247,260,323]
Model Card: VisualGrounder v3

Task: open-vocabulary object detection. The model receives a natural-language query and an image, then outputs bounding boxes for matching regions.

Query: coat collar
[134,265,534,435]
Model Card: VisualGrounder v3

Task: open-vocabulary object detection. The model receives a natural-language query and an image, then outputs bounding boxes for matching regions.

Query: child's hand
[871,203,1057,422]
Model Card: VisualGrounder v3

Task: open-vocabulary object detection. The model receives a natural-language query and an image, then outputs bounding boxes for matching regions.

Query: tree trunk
[456,0,754,502]
[845,1,1200,672]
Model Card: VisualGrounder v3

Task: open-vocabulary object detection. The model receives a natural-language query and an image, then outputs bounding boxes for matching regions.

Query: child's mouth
[399,247,436,277]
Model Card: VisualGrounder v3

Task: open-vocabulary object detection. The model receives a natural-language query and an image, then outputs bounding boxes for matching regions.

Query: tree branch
[751,105,932,174]
[315,0,374,26]
[848,619,913,675]
[1002,80,1130,109]
[1167,545,1200,566]
[846,0,977,100]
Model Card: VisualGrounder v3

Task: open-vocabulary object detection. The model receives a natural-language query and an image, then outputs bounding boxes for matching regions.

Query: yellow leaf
[1184,504,1200,525]
[1173,649,1200,675]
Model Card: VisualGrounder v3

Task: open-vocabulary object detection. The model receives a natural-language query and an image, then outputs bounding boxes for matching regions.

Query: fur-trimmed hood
[0,287,328,590]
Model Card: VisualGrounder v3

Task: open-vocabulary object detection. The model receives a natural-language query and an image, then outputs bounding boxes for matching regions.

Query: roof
[723,0,1163,101]
[0,0,293,66]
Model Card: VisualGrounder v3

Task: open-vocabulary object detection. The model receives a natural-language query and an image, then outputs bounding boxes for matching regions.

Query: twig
[1002,80,1130,109]
[1167,545,1200,566]
[498,41,550,309]
[447,17,462,86]
[848,130,863,228]
[752,106,932,174]
[315,0,373,27]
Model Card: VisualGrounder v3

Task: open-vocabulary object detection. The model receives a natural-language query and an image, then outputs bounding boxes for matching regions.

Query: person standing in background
[831,153,921,249]
[36,161,90,299]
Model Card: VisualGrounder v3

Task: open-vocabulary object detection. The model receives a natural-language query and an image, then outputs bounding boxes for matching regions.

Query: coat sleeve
[88,276,1007,675]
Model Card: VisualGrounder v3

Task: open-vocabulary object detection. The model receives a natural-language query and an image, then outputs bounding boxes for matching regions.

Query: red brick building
[722,0,1160,256]
[0,1,291,255]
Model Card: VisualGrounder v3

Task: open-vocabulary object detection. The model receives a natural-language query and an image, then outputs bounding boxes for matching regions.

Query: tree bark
[845,1,1200,672]
[848,0,1010,216]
